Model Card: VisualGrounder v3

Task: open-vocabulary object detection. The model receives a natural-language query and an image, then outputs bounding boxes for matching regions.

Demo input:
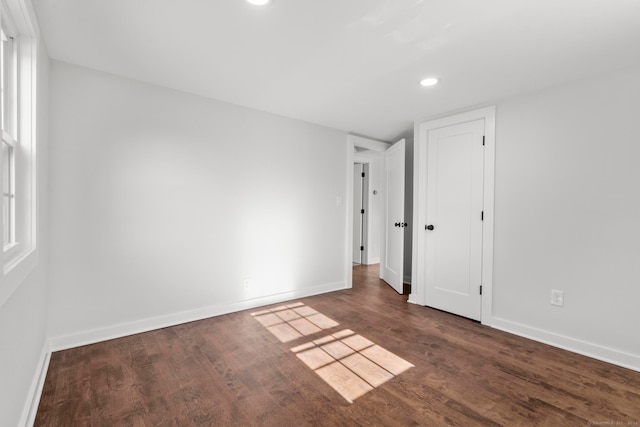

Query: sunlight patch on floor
[251,302,339,343]
[291,329,414,403]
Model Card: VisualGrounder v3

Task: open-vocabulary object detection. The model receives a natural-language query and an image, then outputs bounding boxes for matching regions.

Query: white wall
[491,64,640,369]
[48,61,348,346]
[0,39,50,426]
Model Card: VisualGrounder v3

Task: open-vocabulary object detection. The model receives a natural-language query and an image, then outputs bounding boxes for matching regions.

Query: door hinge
[360,246,364,251]
[480,285,483,295]
[361,172,365,178]
[481,211,484,221]
[482,135,485,146]
[360,209,365,214]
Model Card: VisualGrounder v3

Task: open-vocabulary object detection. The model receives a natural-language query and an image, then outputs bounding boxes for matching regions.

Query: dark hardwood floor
[36,264,640,426]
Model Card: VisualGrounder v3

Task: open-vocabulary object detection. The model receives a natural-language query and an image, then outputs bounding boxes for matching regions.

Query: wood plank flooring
[35,264,640,426]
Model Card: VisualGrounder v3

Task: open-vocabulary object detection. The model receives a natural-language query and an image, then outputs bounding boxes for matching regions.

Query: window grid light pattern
[252,302,414,404]
[251,302,339,343]
[291,329,415,403]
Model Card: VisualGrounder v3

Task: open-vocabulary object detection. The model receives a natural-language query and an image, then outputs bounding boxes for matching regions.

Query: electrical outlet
[243,278,251,290]
[551,290,564,307]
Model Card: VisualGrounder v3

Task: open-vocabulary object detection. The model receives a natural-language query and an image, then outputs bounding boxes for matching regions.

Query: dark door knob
[426,225,434,230]
[395,222,400,227]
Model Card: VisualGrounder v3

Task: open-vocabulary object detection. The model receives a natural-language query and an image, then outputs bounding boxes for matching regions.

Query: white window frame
[3,139,16,248]
[2,16,18,250]
[0,0,38,306]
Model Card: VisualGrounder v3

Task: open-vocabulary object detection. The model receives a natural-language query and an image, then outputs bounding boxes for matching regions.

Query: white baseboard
[20,340,51,427]
[49,282,347,352]
[489,316,640,373]
[365,258,380,265]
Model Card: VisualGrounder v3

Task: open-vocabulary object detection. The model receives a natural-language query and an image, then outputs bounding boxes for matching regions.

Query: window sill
[0,244,38,307]
[4,242,30,273]
[3,241,19,255]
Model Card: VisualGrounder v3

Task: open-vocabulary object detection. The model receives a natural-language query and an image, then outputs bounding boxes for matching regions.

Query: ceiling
[33,0,640,141]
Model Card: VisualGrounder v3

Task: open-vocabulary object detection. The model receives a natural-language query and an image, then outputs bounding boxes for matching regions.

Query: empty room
[1,0,639,425]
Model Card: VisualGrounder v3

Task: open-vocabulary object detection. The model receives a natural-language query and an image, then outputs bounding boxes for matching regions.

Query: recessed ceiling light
[246,0,271,5]
[420,78,439,87]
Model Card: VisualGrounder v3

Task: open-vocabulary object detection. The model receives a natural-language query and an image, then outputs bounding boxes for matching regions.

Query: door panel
[380,139,405,294]
[425,120,484,320]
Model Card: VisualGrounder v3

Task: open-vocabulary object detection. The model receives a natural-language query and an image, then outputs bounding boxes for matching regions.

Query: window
[1,22,17,249]
[2,141,13,247]
[0,0,38,303]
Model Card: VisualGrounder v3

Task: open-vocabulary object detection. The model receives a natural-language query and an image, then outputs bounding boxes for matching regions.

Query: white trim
[49,281,347,351]
[410,106,496,326]
[346,135,390,288]
[489,316,640,373]
[353,154,374,163]
[349,135,390,152]
[4,0,40,38]
[19,339,50,427]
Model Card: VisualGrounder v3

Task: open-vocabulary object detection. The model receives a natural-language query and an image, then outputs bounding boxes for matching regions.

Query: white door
[380,139,405,294]
[353,163,363,264]
[424,120,484,320]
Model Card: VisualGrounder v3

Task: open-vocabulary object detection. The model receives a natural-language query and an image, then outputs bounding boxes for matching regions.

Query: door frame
[409,106,496,325]
[346,135,391,288]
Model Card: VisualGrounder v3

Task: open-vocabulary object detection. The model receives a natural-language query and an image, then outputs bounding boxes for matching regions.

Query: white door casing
[425,119,484,320]
[380,139,405,294]
[410,106,496,325]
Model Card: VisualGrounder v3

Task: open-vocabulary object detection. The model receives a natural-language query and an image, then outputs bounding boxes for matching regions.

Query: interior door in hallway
[424,119,484,320]
[380,139,405,294]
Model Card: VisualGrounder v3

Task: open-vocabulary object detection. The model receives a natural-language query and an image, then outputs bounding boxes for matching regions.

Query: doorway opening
[353,162,369,265]
[346,135,390,289]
